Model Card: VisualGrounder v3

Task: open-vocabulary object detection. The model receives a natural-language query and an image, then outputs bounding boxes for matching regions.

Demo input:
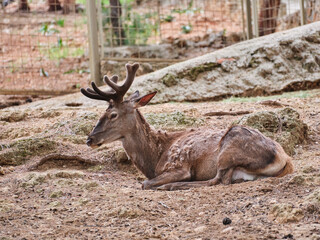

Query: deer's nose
[86,137,93,146]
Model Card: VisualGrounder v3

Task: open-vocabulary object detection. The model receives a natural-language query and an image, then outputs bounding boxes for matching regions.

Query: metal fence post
[97,0,105,59]
[252,0,259,38]
[299,0,307,25]
[245,0,253,39]
[86,0,102,86]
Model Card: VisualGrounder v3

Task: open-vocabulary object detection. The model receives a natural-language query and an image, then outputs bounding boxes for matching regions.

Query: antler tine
[102,63,139,101]
[86,87,97,94]
[119,63,139,96]
[80,88,108,101]
[81,63,139,102]
[104,75,120,92]
[91,82,116,100]
[110,75,119,83]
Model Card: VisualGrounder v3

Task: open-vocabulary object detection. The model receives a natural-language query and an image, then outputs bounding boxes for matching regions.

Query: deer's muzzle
[86,137,93,146]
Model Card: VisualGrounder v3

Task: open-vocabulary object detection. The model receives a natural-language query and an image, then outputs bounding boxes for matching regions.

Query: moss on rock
[0,137,57,166]
[20,173,47,188]
[50,190,64,198]
[160,62,220,86]
[82,181,99,190]
[162,74,178,87]
[304,190,320,214]
[271,203,304,223]
[145,111,204,130]
[182,62,219,81]
[0,110,27,122]
[51,111,98,137]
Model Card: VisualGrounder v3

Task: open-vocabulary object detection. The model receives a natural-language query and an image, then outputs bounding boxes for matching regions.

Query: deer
[81,63,294,190]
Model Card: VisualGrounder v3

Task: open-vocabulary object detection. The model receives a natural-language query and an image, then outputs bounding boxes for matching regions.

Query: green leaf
[164,15,174,22]
[182,24,192,34]
[40,68,49,77]
[57,37,63,48]
[56,19,65,27]
[64,69,76,74]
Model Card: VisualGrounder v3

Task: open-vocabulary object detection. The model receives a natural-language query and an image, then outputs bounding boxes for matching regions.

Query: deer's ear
[127,90,140,101]
[133,91,157,108]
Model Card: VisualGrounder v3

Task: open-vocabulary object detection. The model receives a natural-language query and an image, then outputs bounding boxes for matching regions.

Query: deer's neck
[121,109,177,179]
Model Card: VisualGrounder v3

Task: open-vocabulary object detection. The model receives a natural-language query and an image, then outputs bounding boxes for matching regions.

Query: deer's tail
[277,158,294,178]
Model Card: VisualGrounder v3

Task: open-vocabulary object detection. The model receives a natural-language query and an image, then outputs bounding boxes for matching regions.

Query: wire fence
[96,0,319,81]
[100,0,246,61]
[0,0,319,94]
[0,0,88,94]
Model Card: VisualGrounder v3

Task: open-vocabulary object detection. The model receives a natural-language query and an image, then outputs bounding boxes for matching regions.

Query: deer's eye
[110,112,118,120]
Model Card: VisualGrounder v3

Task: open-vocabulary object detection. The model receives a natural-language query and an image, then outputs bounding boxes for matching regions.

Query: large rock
[128,22,320,103]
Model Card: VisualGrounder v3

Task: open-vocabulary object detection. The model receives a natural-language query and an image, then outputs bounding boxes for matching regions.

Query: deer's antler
[81,63,139,102]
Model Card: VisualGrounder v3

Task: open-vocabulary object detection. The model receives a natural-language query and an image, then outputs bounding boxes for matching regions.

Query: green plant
[57,37,63,48]
[55,19,65,27]
[182,24,192,34]
[102,2,158,46]
[40,68,49,77]
[64,69,89,74]
[39,41,84,62]
[163,15,174,22]
[39,23,59,36]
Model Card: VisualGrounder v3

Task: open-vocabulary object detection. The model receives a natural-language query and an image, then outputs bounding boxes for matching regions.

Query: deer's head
[81,63,156,148]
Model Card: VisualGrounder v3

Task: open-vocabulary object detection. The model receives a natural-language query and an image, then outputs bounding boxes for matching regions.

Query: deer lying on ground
[81,63,294,190]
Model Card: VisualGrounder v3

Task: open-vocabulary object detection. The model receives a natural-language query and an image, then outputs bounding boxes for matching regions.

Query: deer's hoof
[141,180,151,190]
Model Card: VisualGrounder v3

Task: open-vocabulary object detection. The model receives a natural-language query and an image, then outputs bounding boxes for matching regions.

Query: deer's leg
[156,168,234,190]
[208,155,236,186]
[142,169,191,190]
[155,180,211,191]
[221,168,234,185]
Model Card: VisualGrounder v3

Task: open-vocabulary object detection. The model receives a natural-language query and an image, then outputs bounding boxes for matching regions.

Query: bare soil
[0,89,320,239]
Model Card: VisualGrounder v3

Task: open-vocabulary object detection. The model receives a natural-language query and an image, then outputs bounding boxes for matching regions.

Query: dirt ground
[0,89,319,239]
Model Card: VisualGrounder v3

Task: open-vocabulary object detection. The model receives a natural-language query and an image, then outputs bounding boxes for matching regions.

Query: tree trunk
[48,0,62,12]
[110,0,126,45]
[258,0,281,36]
[19,0,30,11]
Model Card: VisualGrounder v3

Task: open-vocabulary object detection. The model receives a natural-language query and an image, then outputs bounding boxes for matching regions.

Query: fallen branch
[28,154,99,171]
[258,100,289,107]
[204,110,251,117]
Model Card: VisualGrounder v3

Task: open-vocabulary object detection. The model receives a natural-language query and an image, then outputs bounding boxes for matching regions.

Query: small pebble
[223,217,232,225]
[283,233,293,239]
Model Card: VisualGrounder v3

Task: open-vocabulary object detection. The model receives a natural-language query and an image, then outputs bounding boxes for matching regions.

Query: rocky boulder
[127,22,320,103]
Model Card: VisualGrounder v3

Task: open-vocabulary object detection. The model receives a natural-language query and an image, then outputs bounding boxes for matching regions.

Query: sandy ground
[0,89,320,239]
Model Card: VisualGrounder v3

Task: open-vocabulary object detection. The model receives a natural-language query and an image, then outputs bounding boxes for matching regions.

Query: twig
[204,110,251,117]
[258,100,289,107]
[28,154,99,171]
[158,201,170,209]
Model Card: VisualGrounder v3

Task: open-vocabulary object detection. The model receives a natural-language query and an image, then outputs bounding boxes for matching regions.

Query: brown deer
[81,63,294,190]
